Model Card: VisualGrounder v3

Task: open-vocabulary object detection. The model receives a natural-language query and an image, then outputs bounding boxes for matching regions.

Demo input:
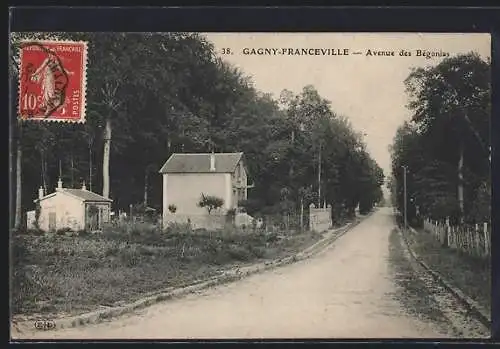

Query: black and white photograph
[9,32,491,339]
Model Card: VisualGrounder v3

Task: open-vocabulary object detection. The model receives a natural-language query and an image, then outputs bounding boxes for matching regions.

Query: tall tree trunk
[15,121,22,229]
[102,118,111,198]
[300,196,304,232]
[89,146,93,192]
[458,141,465,223]
[317,144,321,207]
[70,152,74,188]
[9,124,14,229]
[144,170,149,207]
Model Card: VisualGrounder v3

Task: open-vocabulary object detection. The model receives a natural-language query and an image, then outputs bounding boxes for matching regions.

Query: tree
[9,32,385,230]
[404,52,490,223]
[198,194,224,214]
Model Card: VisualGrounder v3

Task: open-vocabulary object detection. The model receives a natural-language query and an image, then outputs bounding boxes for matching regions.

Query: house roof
[159,152,244,174]
[36,188,113,203]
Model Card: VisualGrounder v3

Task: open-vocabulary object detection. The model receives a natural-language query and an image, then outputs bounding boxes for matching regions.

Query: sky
[203,33,491,180]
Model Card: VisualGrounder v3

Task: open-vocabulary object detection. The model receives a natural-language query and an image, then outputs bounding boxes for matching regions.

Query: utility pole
[402,165,408,231]
[300,195,304,233]
[318,143,322,208]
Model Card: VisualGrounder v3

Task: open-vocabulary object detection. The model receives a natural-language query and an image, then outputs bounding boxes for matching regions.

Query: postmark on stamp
[18,40,88,123]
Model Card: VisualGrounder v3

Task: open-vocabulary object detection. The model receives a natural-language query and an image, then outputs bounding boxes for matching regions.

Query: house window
[48,212,56,231]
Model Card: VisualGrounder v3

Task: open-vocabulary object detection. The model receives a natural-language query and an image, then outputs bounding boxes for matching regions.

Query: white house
[27,179,112,232]
[158,152,253,229]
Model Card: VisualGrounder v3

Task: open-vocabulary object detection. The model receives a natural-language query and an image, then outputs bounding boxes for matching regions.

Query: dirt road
[15,208,458,339]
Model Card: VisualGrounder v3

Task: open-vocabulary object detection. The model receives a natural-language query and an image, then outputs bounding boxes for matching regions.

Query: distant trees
[390,53,490,225]
[10,32,384,228]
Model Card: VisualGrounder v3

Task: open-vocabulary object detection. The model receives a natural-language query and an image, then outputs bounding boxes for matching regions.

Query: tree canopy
[390,53,490,225]
[10,32,384,227]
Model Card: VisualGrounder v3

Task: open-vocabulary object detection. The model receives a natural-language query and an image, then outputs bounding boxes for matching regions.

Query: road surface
[16,208,455,339]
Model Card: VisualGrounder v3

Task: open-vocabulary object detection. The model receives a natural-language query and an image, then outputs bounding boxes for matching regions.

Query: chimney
[210,152,216,171]
[38,186,44,200]
[82,181,87,191]
[57,178,63,190]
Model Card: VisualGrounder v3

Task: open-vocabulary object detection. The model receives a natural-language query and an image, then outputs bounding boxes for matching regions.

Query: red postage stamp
[18,40,88,123]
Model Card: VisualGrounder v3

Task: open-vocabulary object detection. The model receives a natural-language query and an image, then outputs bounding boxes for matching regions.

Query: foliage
[10,32,384,226]
[198,194,224,214]
[391,53,490,224]
[168,204,177,214]
[34,201,41,230]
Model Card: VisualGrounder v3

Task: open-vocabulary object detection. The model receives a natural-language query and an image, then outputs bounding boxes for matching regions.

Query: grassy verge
[388,229,450,328]
[403,226,491,313]
[12,223,322,318]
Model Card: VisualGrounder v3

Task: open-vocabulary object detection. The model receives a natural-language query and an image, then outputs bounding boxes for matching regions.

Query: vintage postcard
[9,32,491,340]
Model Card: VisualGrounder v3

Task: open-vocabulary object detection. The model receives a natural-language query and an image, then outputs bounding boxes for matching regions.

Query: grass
[404,226,491,313]
[11,222,322,318]
[388,229,449,327]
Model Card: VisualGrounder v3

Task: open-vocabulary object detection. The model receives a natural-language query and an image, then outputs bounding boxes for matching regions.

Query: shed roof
[36,188,112,203]
[62,189,113,202]
[159,152,244,174]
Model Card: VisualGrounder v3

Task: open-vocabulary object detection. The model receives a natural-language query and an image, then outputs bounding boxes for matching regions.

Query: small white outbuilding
[27,179,112,232]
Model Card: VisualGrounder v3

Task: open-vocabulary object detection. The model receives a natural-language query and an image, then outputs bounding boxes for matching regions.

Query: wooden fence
[423,218,491,258]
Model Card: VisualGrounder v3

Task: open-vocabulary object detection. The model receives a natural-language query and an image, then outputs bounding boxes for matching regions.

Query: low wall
[234,212,254,227]
[309,205,332,233]
[163,213,226,231]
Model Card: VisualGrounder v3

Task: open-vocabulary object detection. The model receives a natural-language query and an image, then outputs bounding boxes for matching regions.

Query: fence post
[472,225,478,256]
[475,224,479,256]
[468,229,473,254]
[444,218,450,247]
[484,222,489,256]
[459,227,463,252]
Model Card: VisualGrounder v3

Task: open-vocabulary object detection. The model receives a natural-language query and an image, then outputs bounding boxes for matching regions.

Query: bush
[266,232,279,243]
[198,194,224,214]
[165,222,192,235]
[168,204,177,214]
[56,227,72,235]
[227,246,252,262]
[26,228,44,236]
[77,229,90,237]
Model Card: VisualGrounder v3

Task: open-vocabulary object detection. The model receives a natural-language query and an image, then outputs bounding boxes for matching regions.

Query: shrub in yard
[266,232,279,243]
[248,245,267,259]
[26,228,44,236]
[34,201,42,230]
[198,194,224,214]
[168,204,177,213]
[226,245,252,262]
[56,227,72,235]
[77,229,90,237]
[165,222,192,235]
